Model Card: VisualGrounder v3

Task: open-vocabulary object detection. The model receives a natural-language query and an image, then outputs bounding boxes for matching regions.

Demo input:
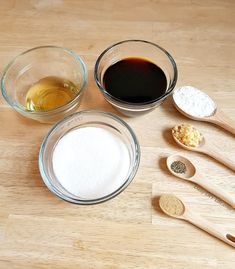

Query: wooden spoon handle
[194,176,235,208]
[209,109,235,135]
[201,145,235,172]
[184,211,235,248]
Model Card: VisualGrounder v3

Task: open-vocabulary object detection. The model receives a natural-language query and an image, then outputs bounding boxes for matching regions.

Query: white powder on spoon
[173,86,216,118]
[52,126,130,199]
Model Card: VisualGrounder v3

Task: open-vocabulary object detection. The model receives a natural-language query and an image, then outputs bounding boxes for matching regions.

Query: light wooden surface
[0,1,235,268]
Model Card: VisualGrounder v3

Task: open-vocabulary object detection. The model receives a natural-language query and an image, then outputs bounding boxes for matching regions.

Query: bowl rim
[94,39,178,106]
[1,45,88,116]
[39,110,141,205]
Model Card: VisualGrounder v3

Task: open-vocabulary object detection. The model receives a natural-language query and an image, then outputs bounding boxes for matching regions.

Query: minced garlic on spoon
[172,124,203,147]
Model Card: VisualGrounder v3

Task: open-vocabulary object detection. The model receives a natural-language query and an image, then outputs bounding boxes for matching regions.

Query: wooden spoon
[173,87,235,135]
[172,127,235,172]
[166,155,235,208]
[159,194,235,248]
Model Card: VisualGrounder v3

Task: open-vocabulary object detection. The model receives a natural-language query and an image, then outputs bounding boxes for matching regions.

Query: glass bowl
[94,40,177,116]
[39,110,140,204]
[1,46,88,123]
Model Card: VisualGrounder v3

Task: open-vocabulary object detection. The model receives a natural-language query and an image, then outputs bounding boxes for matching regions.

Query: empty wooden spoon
[159,194,235,248]
[172,125,235,172]
[173,86,235,135]
[166,155,235,208]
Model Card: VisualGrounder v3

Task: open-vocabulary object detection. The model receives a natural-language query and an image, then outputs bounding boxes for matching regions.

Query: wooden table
[0,1,234,268]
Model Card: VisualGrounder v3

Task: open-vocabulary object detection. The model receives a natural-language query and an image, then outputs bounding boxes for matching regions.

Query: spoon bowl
[166,155,196,180]
[172,90,217,121]
[159,194,185,219]
[171,127,205,152]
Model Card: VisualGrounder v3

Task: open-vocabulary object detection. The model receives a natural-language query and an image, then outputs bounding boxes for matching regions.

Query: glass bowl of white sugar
[39,110,140,204]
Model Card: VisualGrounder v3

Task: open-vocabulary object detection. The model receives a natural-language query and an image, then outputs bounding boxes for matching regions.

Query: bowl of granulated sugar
[39,110,140,204]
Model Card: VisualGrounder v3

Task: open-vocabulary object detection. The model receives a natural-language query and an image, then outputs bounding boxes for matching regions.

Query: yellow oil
[25,76,79,111]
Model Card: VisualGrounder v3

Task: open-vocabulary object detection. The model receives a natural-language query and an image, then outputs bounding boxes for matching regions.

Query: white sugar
[52,127,130,199]
[173,86,216,118]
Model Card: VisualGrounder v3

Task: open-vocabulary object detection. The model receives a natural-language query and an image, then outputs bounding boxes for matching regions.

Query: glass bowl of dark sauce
[94,40,177,116]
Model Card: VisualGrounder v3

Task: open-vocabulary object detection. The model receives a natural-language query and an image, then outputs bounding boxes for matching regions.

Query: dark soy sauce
[103,57,167,103]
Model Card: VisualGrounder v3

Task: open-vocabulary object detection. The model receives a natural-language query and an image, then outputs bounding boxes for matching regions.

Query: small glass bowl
[94,40,177,116]
[1,46,88,123]
[39,110,140,204]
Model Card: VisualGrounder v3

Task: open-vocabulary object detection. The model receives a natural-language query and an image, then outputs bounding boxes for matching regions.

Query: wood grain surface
[0,1,235,268]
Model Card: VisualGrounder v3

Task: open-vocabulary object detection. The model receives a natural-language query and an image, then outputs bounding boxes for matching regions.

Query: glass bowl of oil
[1,46,88,123]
